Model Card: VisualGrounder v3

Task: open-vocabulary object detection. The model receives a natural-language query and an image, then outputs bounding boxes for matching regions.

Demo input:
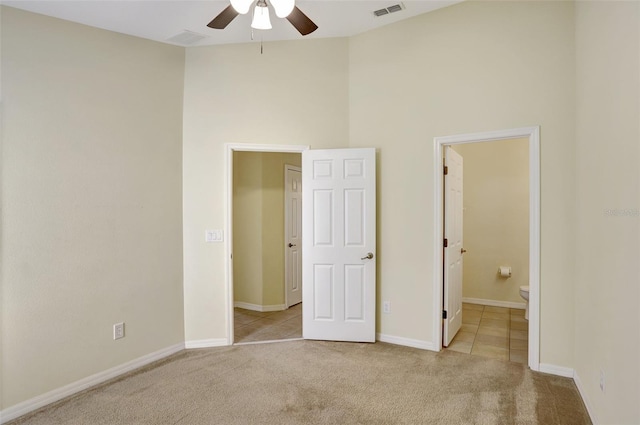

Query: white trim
[184,338,229,349]
[225,144,309,345]
[376,333,437,351]
[233,302,286,312]
[574,370,598,425]
[226,143,309,153]
[527,127,541,372]
[462,297,526,310]
[433,126,541,372]
[538,363,574,378]
[0,343,184,424]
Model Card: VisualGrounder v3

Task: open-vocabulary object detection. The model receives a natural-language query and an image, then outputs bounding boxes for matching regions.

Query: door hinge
[444,238,448,248]
[444,165,448,175]
[443,310,447,319]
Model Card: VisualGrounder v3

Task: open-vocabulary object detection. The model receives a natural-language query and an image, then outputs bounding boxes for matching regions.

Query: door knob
[361,252,374,260]
[288,243,296,248]
[461,248,467,254]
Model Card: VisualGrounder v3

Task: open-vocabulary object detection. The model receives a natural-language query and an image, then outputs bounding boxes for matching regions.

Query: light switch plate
[205,229,223,243]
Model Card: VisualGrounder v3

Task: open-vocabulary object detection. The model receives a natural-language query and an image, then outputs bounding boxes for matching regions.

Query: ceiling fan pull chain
[250,6,255,41]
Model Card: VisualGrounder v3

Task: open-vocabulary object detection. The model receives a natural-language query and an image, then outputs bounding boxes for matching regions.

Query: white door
[285,165,302,307]
[443,146,464,346]
[302,148,376,342]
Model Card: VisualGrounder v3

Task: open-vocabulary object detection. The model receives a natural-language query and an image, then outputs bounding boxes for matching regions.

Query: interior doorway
[433,127,541,371]
[225,144,308,345]
[442,138,530,364]
[226,144,378,346]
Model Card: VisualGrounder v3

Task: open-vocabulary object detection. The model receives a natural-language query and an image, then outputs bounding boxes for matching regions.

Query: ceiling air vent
[166,30,208,46]
[373,3,405,18]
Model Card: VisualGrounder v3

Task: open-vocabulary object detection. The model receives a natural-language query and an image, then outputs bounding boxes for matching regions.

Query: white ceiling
[2,0,462,46]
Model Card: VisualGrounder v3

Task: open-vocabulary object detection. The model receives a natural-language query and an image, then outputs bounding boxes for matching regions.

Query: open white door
[302,148,376,342]
[285,165,302,307]
[443,146,464,346]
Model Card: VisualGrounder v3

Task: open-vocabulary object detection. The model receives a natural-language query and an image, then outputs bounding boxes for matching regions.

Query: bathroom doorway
[433,127,540,371]
[445,138,530,363]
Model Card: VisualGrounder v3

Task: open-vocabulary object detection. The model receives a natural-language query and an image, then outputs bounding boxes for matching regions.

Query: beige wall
[183,1,577,369]
[574,2,640,423]
[233,151,301,308]
[454,138,529,304]
[4,1,639,422]
[349,1,576,367]
[182,38,349,342]
[233,152,263,306]
[1,7,185,409]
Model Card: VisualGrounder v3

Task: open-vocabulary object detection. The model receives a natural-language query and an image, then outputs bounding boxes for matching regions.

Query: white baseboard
[573,370,598,425]
[234,302,286,312]
[0,343,185,425]
[184,338,229,349]
[538,363,575,378]
[376,333,437,351]
[462,297,526,310]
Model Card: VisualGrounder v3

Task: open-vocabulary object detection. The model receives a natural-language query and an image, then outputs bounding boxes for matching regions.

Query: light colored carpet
[9,340,591,424]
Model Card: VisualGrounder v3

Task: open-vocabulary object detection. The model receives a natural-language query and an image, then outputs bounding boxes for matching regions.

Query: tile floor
[446,303,529,364]
[234,303,302,343]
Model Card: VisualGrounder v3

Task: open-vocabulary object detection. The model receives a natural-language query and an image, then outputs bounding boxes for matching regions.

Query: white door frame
[225,144,309,345]
[284,164,302,308]
[432,127,541,371]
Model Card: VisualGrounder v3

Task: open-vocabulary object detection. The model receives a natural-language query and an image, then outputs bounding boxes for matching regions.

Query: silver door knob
[288,243,296,248]
[361,252,374,260]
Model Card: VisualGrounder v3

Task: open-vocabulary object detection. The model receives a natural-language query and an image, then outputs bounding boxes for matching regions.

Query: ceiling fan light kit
[230,0,253,15]
[271,0,295,18]
[207,0,318,36]
[251,1,272,30]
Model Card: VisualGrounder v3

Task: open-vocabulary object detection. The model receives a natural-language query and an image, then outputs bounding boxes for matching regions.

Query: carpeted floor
[8,340,591,424]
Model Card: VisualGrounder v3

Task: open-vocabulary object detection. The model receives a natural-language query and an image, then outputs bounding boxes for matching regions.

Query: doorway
[225,144,309,345]
[433,127,541,371]
[225,145,378,346]
[443,139,530,364]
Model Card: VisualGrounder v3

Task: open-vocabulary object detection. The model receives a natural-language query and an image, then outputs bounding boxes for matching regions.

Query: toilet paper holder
[498,266,512,278]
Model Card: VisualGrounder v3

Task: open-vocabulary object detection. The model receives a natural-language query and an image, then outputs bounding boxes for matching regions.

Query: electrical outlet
[113,322,125,340]
[383,301,391,314]
[600,370,605,392]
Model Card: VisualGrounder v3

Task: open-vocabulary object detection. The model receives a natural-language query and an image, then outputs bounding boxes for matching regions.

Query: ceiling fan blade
[207,5,239,29]
[286,6,318,36]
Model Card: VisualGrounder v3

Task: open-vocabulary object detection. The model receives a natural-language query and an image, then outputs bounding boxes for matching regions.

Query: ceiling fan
[207,0,318,36]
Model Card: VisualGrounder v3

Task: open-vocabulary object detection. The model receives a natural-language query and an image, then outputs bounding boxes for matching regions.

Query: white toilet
[519,285,530,320]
